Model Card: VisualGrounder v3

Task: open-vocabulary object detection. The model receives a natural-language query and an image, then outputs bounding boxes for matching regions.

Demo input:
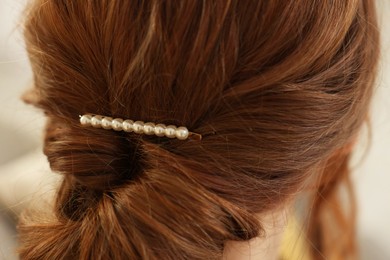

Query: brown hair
[18,0,379,259]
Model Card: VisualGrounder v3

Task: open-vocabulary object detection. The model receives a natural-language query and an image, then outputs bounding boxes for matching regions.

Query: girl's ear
[21,85,40,105]
[304,135,359,191]
[339,136,359,156]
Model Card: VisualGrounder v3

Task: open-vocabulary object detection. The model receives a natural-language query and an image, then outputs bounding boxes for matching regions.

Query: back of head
[19,0,379,259]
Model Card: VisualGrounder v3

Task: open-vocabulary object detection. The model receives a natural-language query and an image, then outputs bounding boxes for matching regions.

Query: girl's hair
[19,0,379,259]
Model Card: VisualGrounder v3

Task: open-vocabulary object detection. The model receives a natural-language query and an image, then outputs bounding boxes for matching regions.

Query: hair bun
[44,118,143,191]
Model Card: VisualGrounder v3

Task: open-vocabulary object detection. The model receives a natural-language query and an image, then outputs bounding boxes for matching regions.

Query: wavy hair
[18,0,379,259]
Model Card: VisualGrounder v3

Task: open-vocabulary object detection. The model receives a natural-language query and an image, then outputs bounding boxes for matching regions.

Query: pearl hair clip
[79,114,202,141]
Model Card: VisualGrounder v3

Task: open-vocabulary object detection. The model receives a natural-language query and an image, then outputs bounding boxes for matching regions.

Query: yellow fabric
[279,216,310,260]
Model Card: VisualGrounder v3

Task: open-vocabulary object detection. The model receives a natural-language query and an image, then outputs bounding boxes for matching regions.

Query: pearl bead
[143,122,155,135]
[165,125,177,138]
[175,126,189,140]
[101,117,113,129]
[122,120,134,132]
[80,114,92,126]
[91,115,103,128]
[112,118,123,131]
[154,124,166,137]
[133,121,144,134]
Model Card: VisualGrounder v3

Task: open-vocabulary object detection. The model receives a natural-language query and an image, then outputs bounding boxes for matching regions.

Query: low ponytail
[20,137,262,259]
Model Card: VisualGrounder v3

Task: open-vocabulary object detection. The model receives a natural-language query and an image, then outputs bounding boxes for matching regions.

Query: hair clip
[79,114,202,141]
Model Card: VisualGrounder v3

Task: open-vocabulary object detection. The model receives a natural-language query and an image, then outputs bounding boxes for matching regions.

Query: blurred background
[0,0,389,259]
